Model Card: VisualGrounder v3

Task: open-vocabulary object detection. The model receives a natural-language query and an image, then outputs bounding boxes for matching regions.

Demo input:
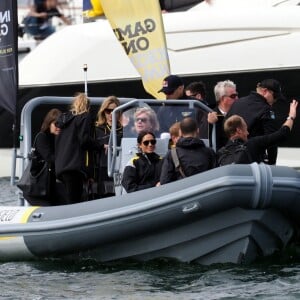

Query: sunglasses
[187,93,198,98]
[142,139,156,146]
[135,117,149,123]
[225,93,238,99]
[104,108,114,114]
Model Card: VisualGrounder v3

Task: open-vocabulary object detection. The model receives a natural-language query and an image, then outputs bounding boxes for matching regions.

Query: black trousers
[60,171,85,204]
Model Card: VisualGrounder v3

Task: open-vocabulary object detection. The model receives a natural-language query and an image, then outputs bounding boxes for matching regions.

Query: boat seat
[114,137,169,195]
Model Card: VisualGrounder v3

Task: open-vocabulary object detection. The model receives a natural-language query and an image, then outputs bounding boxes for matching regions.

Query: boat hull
[1,163,300,264]
[75,207,294,264]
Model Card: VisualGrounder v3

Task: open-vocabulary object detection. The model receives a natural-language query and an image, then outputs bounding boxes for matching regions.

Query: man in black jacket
[157,74,202,135]
[157,74,190,133]
[218,100,298,165]
[185,81,210,139]
[160,117,216,184]
[226,79,284,164]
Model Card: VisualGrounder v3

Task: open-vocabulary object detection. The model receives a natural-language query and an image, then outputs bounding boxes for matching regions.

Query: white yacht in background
[18,1,300,93]
[1,0,299,149]
[15,1,300,143]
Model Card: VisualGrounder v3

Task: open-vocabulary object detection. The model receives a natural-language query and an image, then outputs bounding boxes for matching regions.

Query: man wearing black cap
[158,74,185,100]
[226,78,284,164]
[157,75,195,133]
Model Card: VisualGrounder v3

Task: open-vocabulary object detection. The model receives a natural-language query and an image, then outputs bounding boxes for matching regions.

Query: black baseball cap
[257,79,284,100]
[158,75,183,94]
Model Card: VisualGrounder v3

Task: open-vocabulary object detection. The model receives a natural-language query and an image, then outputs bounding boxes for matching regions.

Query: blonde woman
[94,96,123,197]
[133,107,159,135]
[55,93,101,204]
[123,107,160,137]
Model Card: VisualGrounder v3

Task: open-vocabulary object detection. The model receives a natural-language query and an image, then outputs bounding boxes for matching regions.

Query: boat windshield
[107,98,216,194]
[121,100,210,139]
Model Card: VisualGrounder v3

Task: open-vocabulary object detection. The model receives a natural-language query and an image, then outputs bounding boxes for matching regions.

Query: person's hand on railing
[208,111,218,124]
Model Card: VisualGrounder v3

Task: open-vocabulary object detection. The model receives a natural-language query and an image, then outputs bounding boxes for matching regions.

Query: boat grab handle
[182,202,200,214]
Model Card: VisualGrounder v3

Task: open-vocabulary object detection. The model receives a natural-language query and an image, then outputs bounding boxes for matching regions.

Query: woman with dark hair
[55,93,101,204]
[121,131,162,193]
[94,95,123,198]
[26,108,61,206]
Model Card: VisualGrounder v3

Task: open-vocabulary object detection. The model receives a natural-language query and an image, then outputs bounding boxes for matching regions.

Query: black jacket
[226,92,279,164]
[27,131,56,205]
[94,123,123,195]
[121,152,162,193]
[35,131,55,164]
[246,125,291,163]
[36,3,62,24]
[196,107,209,139]
[94,123,123,167]
[160,137,216,184]
[157,96,196,133]
[209,106,227,151]
[217,126,291,165]
[55,111,101,178]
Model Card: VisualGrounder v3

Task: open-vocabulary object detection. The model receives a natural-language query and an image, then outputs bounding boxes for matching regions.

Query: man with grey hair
[212,80,238,115]
[207,80,238,150]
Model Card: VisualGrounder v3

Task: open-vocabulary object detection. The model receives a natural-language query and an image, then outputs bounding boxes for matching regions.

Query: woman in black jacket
[94,96,123,198]
[26,108,61,206]
[55,93,101,204]
[121,131,162,193]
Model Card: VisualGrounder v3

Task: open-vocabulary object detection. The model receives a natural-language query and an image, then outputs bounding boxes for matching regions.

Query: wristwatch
[287,116,295,121]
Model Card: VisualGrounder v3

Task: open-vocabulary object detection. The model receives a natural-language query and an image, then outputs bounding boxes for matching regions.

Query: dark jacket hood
[176,137,206,148]
[55,112,75,129]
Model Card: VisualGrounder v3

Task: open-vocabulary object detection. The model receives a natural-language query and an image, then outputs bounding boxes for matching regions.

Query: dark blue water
[1,177,300,299]
[1,258,300,299]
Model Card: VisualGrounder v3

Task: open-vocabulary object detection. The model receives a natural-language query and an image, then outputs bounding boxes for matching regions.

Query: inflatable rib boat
[1,97,300,264]
[1,163,300,264]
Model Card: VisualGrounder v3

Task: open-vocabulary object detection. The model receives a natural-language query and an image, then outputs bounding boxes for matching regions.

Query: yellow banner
[101,0,170,99]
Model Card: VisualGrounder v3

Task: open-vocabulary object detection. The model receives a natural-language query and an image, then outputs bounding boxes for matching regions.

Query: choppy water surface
[1,177,300,299]
[1,259,300,299]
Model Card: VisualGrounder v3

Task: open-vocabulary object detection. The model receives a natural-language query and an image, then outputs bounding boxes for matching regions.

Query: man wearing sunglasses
[185,81,211,139]
[185,81,209,106]
[207,80,239,150]
[157,74,196,133]
[226,79,284,165]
